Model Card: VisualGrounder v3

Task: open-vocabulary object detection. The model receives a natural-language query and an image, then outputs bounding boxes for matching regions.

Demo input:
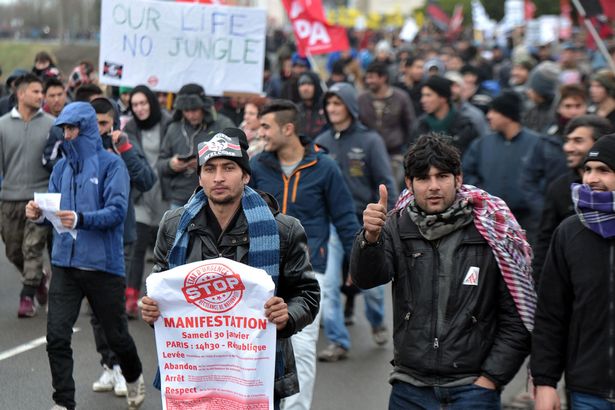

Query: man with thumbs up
[351,133,532,409]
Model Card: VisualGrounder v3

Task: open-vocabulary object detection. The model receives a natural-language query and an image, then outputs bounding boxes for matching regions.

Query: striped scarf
[395,185,536,332]
[571,183,615,239]
[167,186,280,286]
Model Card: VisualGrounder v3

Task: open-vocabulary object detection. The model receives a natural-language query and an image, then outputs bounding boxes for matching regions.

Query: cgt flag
[282,0,349,56]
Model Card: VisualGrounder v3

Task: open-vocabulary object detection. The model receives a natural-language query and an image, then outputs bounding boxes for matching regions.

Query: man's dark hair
[559,83,588,104]
[90,97,115,116]
[14,73,42,90]
[74,83,103,102]
[404,133,461,180]
[564,114,613,142]
[365,61,389,78]
[259,99,301,135]
[44,77,64,94]
[404,55,424,68]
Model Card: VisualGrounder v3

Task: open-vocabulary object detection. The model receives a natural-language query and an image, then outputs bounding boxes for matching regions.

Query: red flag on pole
[447,5,464,39]
[282,0,349,56]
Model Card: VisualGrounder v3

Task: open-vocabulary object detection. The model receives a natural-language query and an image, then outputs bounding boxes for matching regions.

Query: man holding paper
[141,127,320,409]
[25,102,145,410]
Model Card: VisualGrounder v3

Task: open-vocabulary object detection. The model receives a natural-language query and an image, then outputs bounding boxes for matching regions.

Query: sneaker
[372,325,388,346]
[317,343,348,362]
[113,365,127,396]
[17,296,37,318]
[125,288,139,320]
[50,405,69,410]
[126,374,145,409]
[36,269,49,305]
[92,365,114,392]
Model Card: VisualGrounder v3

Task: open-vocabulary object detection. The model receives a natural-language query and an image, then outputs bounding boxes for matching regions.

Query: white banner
[99,0,266,95]
[147,258,276,410]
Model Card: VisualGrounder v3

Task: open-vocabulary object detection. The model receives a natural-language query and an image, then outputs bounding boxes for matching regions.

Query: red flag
[525,0,536,20]
[599,0,615,20]
[282,0,349,56]
[447,5,464,39]
[426,0,450,31]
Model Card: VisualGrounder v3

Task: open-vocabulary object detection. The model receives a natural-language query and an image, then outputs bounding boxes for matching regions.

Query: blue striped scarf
[167,186,280,285]
[572,183,615,239]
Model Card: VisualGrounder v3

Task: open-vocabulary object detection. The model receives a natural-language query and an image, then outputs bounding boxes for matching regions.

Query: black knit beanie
[585,134,615,172]
[489,91,522,122]
[198,128,251,175]
[423,75,452,100]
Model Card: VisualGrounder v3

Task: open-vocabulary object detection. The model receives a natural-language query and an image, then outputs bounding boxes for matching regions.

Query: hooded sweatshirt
[297,71,327,140]
[315,82,398,215]
[50,102,130,276]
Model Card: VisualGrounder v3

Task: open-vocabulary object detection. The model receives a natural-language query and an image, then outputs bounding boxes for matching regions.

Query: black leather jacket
[151,190,320,399]
[350,210,530,387]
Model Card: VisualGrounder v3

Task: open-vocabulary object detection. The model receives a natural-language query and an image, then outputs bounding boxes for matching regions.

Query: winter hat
[425,58,446,75]
[423,75,452,100]
[585,134,615,172]
[173,83,210,111]
[591,69,615,98]
[528,61,560,99]
[298,73,315,86]
[291,52,311,69]
[119,86,133,95]
[198,128,251,175]
[489,91,522,122]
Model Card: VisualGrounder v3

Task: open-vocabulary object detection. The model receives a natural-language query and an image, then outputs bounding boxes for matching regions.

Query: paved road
[0,243,529,410]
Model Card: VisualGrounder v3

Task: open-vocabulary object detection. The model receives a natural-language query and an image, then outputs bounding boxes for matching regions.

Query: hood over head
[54,102,102,166]
[322,82,359,124]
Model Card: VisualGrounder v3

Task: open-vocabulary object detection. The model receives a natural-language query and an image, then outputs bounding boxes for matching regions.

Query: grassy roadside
[0,40,98,80]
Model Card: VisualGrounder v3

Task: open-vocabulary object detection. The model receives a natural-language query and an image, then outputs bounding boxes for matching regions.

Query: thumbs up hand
[363,184,388,244]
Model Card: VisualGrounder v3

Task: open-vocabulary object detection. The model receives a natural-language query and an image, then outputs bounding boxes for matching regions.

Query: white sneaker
[50,405,68,410]
[113,365,127,397]
[126,374,145,409]
[92,365,114,392]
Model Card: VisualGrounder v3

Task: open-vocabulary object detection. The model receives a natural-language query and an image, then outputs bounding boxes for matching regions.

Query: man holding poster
[141,127,320,409]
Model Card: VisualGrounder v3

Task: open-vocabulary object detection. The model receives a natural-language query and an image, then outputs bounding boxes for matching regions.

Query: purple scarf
[571,183,615,239]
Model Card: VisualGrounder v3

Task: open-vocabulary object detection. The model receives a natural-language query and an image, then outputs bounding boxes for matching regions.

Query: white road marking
[0,327,80,361]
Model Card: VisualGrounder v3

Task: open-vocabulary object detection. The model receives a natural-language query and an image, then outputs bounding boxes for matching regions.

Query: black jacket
[531,216,615,400]
[350,210,530,387]
[532,170,580,282]
[151,190,320,399]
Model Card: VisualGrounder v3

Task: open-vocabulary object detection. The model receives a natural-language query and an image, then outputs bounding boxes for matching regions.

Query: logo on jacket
[462,266,480,286]
[89,177,99,185]
[182,262,245,313]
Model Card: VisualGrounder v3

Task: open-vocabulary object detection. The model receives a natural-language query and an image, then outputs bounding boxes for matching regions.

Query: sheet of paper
[34,193,77,239]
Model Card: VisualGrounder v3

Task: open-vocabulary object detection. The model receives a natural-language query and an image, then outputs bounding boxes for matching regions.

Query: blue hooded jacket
[50,102,130,276]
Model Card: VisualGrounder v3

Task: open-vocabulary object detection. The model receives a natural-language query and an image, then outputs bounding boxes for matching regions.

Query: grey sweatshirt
[0,108,54,201]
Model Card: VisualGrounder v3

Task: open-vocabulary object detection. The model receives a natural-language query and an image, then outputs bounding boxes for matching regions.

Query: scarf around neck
[395,185,536,332]
[407,196,473,241]
[167,186,280,286]
[571,183,615,239]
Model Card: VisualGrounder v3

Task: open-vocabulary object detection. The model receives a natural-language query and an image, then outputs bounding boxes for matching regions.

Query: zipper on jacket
[280,160,318,214]
[430,242,440,372]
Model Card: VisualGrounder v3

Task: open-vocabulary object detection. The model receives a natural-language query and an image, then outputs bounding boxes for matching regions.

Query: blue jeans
[322,226,351,349]
[388,381,501,410]
[570,391,615,410]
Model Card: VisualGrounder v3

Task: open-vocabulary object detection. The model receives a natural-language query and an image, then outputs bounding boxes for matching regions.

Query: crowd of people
[1,22,615,410]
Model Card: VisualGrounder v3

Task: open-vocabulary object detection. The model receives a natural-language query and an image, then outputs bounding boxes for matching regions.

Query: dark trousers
[90,242,133,368]
[388,381,501,410]
[46,266,143,409]
[127,223,158,290]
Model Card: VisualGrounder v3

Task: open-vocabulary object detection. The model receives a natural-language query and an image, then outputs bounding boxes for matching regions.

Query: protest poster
[146,258,276,410]
[99,0,266,95]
